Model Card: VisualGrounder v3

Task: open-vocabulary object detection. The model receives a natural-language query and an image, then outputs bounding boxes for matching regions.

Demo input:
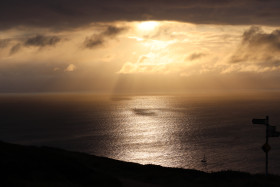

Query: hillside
[1,141,279,187]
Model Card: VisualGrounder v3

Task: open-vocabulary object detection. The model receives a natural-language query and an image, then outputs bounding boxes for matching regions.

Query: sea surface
[1,92,280,174]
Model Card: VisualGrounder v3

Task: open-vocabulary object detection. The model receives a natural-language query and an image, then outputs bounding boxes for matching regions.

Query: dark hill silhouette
[1,141,280,187]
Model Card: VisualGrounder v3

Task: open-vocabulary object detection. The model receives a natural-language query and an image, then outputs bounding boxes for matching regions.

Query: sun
[137,21,159,31]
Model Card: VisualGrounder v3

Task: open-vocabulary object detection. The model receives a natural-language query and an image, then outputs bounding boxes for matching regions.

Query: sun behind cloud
[137,21,159,31]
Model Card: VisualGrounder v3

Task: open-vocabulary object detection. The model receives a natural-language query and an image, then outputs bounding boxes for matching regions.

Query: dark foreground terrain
[1,141,279,187]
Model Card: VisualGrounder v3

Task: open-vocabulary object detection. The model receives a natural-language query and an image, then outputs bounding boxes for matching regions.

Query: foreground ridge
[1,141,279,187]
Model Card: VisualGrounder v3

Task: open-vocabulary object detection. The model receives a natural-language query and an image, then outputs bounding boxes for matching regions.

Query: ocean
[1,92,280,174]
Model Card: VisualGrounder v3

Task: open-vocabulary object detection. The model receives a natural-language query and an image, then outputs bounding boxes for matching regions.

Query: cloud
[103,26,127,36]
[1,1,280,31]
[24,35,61,47]
[187,52,207,61]
[84,25,127,48]
[230,26,280,68]
[1,34,62,55]
[84,38,103,48]
[64,64,76,72]
[242,26,280,52]
[9,43,22,55]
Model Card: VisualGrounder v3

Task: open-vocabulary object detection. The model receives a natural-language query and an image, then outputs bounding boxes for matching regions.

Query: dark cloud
[187,52,207,61]
[9,43,22,55]
[24,35,61,47]
[84,26,127,48]
[1,0,280,30]
[103,26,127,37]
[230,26,280,67]
[84,38,103,48]
[2,34,62,54]
[241,26,280,52]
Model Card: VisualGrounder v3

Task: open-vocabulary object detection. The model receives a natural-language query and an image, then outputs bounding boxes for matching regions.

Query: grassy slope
[1,141,279,187]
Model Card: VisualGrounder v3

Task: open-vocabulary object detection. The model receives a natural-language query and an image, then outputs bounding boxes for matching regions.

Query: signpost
[252,116,280,176]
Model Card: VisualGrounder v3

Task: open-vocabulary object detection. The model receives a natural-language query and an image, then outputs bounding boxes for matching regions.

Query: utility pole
[252,116,280,176]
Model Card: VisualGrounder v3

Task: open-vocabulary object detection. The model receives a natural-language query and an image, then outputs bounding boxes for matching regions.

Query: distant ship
[201,154,207,163]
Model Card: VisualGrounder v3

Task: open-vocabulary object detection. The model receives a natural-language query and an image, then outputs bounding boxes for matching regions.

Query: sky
[1,0,280,93]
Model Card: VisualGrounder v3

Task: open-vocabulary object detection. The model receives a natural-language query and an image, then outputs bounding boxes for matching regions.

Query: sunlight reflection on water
[107,96,206,170]
[1,94,280,174]
[99,95,280,174]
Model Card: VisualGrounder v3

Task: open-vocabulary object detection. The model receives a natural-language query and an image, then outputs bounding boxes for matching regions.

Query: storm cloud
[1,0,280,31]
